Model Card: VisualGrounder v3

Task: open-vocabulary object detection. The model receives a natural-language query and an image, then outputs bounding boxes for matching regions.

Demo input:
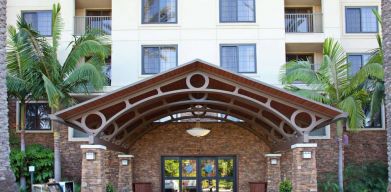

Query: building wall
[129,123,271,192]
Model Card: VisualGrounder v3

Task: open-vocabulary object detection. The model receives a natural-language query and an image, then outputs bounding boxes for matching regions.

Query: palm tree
[0,0,19,191]
[280,38,368,192]
[381,0,391,190]
[20,4,110,181]
[6,20,43,190]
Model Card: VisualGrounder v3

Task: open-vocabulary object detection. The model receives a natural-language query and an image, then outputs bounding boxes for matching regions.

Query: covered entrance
[52,60,347,192]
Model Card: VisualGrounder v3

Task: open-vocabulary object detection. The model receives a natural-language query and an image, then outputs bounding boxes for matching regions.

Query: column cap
[80,145,107,150]
[118,154,134,158]
[265,154,282,157]
[291,143,317,149]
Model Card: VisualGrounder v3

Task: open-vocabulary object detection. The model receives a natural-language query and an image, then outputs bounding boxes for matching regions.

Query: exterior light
[270,159,278,165]
[302,151,312,159]
[29,166,35,173]
[85,152,95,160]
[121,159,129,166]
[186,120,210,137]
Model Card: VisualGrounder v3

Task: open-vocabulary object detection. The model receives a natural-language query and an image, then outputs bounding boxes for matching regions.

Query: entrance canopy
[52,60,346,152]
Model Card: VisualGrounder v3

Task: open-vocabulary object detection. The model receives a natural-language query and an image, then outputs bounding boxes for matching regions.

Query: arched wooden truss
[52,60,347,152]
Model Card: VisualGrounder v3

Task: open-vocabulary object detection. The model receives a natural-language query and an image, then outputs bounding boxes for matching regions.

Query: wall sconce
[85,152,95,160]
[302,151,312,159]
[121,159,129,166]
[270,158,278,165]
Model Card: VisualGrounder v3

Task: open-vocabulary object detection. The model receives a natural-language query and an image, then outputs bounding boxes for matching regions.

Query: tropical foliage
[350,10,384,126]
[319,162,388,192]
[7,3,110,181]
[10,144,54,190]
[280,37,367,129]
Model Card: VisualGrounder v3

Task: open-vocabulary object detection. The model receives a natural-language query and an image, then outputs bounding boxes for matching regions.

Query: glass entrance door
[162,156,236,192]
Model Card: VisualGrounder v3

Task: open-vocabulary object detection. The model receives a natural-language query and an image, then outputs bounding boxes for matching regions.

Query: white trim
[291,143,317,149]
[265,154,282,157]
[308,125,331,140]
[118,154,134,158]
[80,145,107,150]
[15,100,53,133]
[68,127,89,142]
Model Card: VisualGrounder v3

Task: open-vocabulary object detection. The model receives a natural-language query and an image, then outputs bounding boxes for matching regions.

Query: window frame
[141,0,178,24]
[68,127,90,142]
[21,10,53,37]
[219,0,256,23]
[16,101,52,133]
[220,44,257,74]
[344,6,379,34]
[347,53,371,76]
[308,125,331,140]
[141,45,178,75]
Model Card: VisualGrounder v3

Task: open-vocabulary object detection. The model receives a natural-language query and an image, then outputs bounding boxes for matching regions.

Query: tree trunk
[382,1,391,191]
[337,120,344,192]
[19,101,26,190]
[0,0,19,191]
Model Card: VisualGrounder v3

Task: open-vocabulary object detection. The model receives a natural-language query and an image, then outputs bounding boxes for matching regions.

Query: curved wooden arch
[53,60,347,152]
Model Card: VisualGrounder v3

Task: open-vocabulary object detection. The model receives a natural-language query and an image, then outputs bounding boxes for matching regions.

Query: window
[142,45,177,74]
[142,0,177,24]
[309,126,330,139]
[363,102,383,129]
[220,44,256,73]
[68,128,89,141]
[17,102,51,131]
[220,0,255,22]
[345,7,378,33]
[347,54,371,76]
[22,11,52,36]
[162,156,236,192]
[286,54,315,70]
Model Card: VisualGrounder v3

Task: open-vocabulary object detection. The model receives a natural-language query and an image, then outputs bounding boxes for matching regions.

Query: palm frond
[64,63,106,92]
[280,60,321,85]
[42,74,64,109]
[51,3,63,53]
[337,96,365,130]
[62,37,110,76]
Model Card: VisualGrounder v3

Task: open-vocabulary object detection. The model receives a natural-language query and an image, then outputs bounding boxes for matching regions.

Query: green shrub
[106,183,116,192]
[279,180,292,192]
[318,161,387,192]
[10,144,54,189]
[319,174,339,192]
[344,161,387,192]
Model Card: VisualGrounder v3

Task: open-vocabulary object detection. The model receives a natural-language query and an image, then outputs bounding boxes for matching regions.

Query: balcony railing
[285,13,323,33]
[74,16,112,36]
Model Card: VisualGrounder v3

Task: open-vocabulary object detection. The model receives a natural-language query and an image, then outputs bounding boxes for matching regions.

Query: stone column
[265,154,282,192]
[291,143,318,192]
[117,155,134,192]
[80,145,107,192]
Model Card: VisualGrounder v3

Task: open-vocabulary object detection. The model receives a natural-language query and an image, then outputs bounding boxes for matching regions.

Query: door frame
[161,155,238,192]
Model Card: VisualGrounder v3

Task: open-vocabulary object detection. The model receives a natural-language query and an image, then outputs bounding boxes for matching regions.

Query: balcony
[74,16,112,36]
[285,13,323,33]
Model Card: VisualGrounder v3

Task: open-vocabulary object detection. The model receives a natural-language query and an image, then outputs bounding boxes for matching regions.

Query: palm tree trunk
[382,1,391,191]
[19,102,26,190]
[337,120,344,192]
[0,0,18,191]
